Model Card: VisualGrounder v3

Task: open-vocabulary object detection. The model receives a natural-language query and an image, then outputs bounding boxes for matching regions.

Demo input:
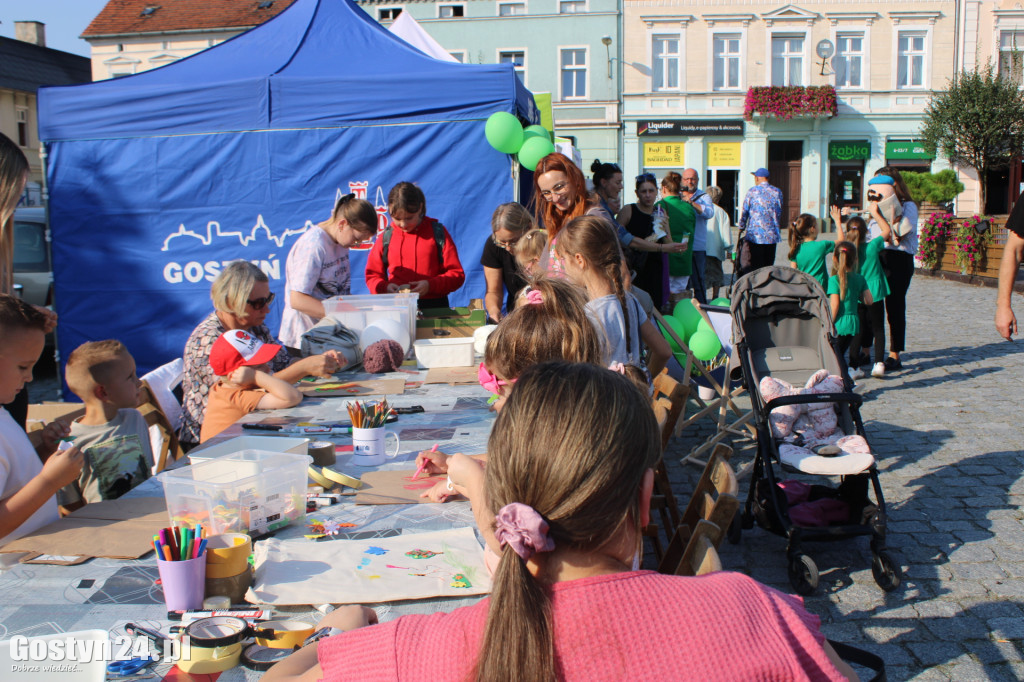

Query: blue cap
[752,168,770,178]
[868,175,894,186]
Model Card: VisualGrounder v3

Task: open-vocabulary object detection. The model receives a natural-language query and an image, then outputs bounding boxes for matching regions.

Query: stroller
[728,267,900,595]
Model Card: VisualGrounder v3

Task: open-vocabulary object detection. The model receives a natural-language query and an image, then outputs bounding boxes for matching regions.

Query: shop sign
[885,141,934,160]
[828,140,871,161]
[643,142,685,167]
[707,142,741,167]
[638,119,745,136]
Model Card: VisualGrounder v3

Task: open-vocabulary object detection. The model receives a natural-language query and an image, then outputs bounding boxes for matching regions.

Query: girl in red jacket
[364,182,465,309]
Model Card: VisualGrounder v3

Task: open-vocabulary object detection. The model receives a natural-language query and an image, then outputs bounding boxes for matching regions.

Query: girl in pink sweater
[264,362,856,682]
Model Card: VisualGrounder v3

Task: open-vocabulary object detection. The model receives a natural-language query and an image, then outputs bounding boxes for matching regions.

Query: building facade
[356,0,623,165]
[621,1,954,226]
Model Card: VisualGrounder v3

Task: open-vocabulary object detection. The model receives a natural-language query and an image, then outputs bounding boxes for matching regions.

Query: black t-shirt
[480,238,526,315]
[1008,197,1024,239]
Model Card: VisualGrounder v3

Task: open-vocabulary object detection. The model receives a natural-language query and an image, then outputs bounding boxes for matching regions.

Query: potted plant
[902,170,964,215]
[952,214,993,274]
[917,212,954,270]
[743,86,838,121]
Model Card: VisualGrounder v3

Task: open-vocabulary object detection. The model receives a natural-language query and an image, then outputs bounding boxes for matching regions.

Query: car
[13,206,52,308]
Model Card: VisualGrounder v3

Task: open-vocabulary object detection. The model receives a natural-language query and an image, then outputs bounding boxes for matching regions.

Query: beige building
[621,1,955,225]
[82,0,295,81]
[0,22,90,205]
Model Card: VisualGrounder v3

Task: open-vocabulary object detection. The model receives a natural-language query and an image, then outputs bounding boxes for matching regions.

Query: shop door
[828,164,864,230]
[768,141,803,227]
[706,169,739,224]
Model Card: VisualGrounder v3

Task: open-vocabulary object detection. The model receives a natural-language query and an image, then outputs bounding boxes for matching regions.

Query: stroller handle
[764,392,863,412]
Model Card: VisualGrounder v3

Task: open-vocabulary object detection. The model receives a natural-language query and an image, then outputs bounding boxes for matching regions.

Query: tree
[920,62,1024,210]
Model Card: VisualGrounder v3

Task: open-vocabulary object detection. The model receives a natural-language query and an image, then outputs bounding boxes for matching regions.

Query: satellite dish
[816,39,835,59]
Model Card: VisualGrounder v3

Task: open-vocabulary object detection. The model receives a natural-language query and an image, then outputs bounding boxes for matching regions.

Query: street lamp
[602,35,614,79]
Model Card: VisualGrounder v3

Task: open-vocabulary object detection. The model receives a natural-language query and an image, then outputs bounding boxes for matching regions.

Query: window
[559,1,586,14]
[771,35,804,86]
[498,2,525,16]
[560,48,587,99]
[1000,31,1024,85]
[713,33,741,90]
[16,109,27,147]
[499,51,526,83]
[439,4,464,18]
[449,51,466,63]
[896,31,926,88]
[116,43,124,52]
[378,7,402,21]
[834,33,864,88]
[652,35,680,91]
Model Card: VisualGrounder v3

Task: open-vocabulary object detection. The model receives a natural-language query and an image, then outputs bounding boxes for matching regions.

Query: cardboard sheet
[248,527,490,605]
[0,497,167,564]
[354,469,450,505]
[299,378,405,397]
[423,366,479,385]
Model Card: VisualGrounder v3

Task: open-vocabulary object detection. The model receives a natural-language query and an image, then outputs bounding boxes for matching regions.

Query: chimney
[14,22,46,48]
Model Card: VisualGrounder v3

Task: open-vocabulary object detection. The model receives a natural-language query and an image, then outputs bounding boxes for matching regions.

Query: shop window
[897,31,926,89]
[771,35,804,86]
[713,33,741,90]
[652,34,680,92]
[834,33,864,88]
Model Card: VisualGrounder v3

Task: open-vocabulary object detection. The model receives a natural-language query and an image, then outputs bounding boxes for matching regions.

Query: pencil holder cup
[351,427,401,466]
[157,554,206,610]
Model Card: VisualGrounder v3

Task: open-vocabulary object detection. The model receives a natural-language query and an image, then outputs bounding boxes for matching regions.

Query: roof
[0,37,91,93]
[81,0,297,38]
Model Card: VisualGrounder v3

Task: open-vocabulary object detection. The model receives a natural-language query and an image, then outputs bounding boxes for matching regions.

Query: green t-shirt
[858,237,890,302]
[827,271,867,337]
[793,240,832,292]
[657,195,695,277]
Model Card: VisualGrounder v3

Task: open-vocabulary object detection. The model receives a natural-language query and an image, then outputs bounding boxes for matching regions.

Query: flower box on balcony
[743,86,838,121]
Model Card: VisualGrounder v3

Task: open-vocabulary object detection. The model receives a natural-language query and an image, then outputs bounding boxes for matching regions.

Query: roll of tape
[176,641,243,674]
[321,467,363,489]
[184,616,251,648]
[252,620,316,649]
[308,441,336,467]
[204,567,252,599]
[307,465,337,490]
[203,595,231,610]
[205,534,252,576]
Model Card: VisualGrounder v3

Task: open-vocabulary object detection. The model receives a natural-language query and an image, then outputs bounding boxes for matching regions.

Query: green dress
[793,240,832,292]
[858,237,890,302]
[657,195,695,277]
[827,272,867,336]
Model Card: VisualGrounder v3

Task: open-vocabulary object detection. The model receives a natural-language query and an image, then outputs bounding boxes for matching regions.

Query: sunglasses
[246,292,275,310]
[478,362,513,395]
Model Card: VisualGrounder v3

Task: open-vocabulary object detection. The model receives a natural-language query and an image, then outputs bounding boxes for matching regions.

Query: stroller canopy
[730,266,835,346]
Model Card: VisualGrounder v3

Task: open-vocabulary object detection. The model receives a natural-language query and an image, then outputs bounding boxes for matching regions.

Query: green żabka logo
[829,142,870,161]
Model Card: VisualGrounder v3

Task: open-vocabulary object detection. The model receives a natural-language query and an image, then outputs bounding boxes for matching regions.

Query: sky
[0,0,111,57]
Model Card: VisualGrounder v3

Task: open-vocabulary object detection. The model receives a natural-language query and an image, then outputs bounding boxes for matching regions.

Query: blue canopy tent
[38,0,536,381]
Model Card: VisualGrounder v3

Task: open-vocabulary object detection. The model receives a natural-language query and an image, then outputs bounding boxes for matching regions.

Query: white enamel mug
[351,427,401,466]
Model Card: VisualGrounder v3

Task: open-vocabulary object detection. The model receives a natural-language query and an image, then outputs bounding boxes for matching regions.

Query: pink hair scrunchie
[608,362,626,375]
[525,289,544,305]
[494,502,555,560]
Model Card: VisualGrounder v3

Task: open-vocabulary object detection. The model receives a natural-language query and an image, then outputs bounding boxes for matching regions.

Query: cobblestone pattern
[660,271,1024,680]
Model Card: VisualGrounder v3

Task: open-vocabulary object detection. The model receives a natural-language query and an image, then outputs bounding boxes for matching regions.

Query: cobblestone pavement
[662,271,1024,680]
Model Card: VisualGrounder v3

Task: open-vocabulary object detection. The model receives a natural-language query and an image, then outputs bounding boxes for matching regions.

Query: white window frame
[437,3,465,18]
[768,31,808,87]
[377,6,403,22]
[559,0,588,15]
[650,33,682,92]
[498,48,527,86]
[832,31,866,90]
[497,1,526,17]
[103,55,140,79]
[711,31,744,91]
[998,30,1024,86]
[893,27,930,90]
[558,45,589,101]
[449,50,467,63]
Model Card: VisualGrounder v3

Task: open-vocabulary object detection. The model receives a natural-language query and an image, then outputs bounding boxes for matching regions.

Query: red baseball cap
[210,330,281,376]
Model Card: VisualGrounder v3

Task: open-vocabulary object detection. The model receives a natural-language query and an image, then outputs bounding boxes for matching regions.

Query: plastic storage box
[164,450,311,536]
[413,337,476,368]
[322,293,418,343]
[188,436,310,466]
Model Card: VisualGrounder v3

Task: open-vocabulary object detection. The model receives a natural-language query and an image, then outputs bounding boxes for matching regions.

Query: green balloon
[710,297,730,306]
[673,301,702,337]
[696,318,714,336]
[523,125,551,142]
[661,316,688,353]
[517,136,556,172]
[485,112,524,154]
[689,330,722,361]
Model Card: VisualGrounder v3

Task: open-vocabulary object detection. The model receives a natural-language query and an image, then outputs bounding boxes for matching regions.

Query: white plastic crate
[413,337,475,368]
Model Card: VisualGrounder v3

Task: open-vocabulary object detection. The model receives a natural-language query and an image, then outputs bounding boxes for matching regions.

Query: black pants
[835,335,854,378]
[879,250,914,353]
[855,301,886,364]
[738,241,777,278]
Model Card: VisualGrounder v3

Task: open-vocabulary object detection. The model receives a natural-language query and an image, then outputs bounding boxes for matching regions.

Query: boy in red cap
[200,330,302,442]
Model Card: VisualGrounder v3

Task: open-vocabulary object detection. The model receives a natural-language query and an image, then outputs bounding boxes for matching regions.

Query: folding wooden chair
[138,381,185,473]
[659,519,723,576]
[679,443,740,545]
[643,402,671,561]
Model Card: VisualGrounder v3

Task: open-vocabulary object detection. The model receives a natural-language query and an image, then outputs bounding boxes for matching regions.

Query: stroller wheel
[871,551,902,592]
[788,554,819,596]
[727,517,742,545]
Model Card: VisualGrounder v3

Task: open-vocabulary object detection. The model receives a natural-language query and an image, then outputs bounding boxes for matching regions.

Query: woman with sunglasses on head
[179,261,342,450]
[482,203,534,323]
[279,194,378,349]
[616,172,668,309]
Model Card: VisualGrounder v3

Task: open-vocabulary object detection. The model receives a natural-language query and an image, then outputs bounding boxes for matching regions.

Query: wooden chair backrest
[682,520,723,576]
[652,369,690,451]
[680,444,739,549]
[138,381,185,473]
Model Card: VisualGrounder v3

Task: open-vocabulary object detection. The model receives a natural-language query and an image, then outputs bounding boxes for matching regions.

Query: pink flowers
[743,86,838,121]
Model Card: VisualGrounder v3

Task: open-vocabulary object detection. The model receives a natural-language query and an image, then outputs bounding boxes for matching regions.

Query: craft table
[0,368,494,681]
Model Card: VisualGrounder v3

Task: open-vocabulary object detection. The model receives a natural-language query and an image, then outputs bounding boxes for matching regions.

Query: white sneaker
[871,362,885,378]
[849,368,865,380]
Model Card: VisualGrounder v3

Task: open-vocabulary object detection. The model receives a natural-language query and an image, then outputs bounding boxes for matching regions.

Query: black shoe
[883,356,902,371]
[850,353,870,368]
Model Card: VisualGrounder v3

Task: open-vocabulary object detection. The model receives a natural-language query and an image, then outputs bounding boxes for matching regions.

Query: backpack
[379,219,448,276]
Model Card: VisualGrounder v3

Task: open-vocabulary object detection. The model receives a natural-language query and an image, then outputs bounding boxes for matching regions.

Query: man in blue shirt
[738,167,783,277]
[681,168,714,304]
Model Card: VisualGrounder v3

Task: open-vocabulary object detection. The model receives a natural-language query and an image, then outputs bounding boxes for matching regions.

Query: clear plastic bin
[163,450,312,536]
[322,293,418,342]
[413,337,476,368]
